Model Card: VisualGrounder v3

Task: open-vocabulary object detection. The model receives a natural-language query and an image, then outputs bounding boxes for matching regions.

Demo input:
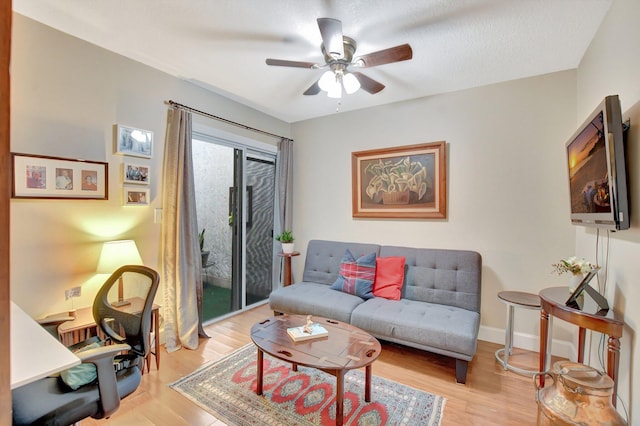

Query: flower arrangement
[552,256,596,276]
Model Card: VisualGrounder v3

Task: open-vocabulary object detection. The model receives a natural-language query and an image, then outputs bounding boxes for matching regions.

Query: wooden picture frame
[352,141,447,219]
[115,124,153,158]
[11,153,108,200]
[123,162,150,185]
[123,187,149,206]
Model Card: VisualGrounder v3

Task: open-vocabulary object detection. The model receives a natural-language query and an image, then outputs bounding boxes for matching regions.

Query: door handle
[246,186,253,228]
[228,186,235,226]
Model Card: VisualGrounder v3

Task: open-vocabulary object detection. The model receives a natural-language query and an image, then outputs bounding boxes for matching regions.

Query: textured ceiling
[13,0,612,123]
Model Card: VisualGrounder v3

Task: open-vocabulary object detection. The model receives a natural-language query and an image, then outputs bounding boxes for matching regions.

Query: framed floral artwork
[351,141,447,219]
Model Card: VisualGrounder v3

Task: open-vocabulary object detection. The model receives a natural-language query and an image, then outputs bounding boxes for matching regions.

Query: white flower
[552,257,596,275]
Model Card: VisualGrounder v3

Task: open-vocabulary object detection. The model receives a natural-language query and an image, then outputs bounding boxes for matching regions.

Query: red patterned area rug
[169,343,446,425]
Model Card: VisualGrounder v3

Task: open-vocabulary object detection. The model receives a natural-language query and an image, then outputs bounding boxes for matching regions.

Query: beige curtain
[273,138,294,288]
[161,108,207,352]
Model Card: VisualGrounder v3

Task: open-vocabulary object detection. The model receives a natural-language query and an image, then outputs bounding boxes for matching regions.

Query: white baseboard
[479,325,576,360]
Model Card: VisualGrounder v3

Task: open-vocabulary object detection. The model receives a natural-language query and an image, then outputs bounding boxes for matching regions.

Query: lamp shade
[342,73,361,94]
[318,70,337,92]
[96,240,143,273]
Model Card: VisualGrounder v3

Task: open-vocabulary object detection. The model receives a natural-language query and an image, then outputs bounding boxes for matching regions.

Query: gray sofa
[269,239,482,383]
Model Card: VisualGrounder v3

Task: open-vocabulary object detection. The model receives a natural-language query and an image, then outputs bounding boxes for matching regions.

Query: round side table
[277,251,300,286]
[495,290,541,376]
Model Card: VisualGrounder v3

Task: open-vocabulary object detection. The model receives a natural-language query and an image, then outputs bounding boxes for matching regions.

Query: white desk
[10,301,80,389]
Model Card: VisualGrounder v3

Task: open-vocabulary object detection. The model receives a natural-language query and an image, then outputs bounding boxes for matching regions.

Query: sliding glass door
[245,155,276,306]
[192,134,276,322]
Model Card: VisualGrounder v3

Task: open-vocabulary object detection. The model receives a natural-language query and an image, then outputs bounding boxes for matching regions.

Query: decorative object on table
[287,316,328,342]
[199,228,210,266]
[169,343,446,426]
[275,230,295,253]
[551,256,597,293]
[565,268,606,312]
[11,152,108,200]
[535,361,626,425]
[123,162,150,185]
[123,187,150,206]
[351,141,446,219]
[97,240,144,307]
[114,124,153,158]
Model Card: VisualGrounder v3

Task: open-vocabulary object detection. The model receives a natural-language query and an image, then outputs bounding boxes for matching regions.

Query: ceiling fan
[265,18,413,98]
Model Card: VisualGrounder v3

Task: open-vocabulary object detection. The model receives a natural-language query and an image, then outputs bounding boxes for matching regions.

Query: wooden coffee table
[250,314,382,426]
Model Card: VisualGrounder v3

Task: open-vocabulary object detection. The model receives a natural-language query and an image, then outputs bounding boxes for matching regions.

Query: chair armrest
[78,343,131,418]
[36,313,75,325]
[36,313,75,338]
[77,343,131,363]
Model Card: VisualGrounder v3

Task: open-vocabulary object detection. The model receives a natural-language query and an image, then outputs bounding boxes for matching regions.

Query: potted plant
[199,228,210,266]
[275,230,295,253]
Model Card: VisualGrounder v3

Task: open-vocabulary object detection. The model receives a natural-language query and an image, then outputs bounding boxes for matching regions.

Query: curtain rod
[165,100,293,142]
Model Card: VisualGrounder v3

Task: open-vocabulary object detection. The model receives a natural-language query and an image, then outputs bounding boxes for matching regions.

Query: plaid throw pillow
[330,249,376,299]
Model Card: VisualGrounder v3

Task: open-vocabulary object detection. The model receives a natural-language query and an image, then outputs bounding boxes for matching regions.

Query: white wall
[292,71,579,350]
[10,14,291,316]
[576,0,640,419]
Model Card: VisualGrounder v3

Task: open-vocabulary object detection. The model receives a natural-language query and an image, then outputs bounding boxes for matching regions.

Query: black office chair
[12,265,160,425]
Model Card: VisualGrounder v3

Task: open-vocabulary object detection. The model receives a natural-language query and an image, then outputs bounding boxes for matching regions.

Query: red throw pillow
[373,256,406,300]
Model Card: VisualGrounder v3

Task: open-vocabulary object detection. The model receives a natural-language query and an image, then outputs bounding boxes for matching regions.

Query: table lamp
[97,240,143,307]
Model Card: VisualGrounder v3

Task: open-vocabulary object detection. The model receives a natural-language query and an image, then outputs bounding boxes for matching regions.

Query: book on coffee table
[287,323,329,342]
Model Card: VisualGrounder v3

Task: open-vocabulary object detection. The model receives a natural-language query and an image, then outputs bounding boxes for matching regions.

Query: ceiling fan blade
[317,18,344,59]
[353,44,413,68]
[266,58,318,68]
[303,81,321,96]
[351,72,385,94]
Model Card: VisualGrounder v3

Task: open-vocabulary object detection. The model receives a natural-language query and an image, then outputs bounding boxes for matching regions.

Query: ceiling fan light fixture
[318,70,336,92]
[342,73,360,94]
[319,70,342,98]
[327,80,342,99]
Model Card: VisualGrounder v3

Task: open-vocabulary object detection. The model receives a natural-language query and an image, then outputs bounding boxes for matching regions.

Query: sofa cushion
[379,246,482,312]
[373,256,405,300]
[351,298,480,358]
[330,250,376,299]
[269,282,365,323]
[302,240,381,285]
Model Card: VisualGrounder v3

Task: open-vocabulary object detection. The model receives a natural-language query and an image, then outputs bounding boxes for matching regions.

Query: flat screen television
[566,95,629,230]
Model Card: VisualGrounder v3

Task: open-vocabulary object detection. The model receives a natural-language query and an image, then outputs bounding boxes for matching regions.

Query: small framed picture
[12,152,108,200]
[123,163,150,185]
[123,187,149,206]
[115,124,153,158]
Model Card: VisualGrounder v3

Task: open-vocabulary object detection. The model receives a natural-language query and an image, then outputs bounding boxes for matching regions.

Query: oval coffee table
[250,314,382,426]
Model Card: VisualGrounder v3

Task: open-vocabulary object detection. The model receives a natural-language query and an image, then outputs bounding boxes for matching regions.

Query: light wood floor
[82,303,550,425]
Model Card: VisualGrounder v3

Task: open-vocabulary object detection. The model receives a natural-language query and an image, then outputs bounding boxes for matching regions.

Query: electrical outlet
[65,286,81,300]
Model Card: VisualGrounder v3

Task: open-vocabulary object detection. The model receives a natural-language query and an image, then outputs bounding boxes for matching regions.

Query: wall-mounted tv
[566,95,629,231]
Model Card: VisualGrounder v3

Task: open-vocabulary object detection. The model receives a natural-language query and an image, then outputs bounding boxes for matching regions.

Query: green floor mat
[202,285,232,321]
